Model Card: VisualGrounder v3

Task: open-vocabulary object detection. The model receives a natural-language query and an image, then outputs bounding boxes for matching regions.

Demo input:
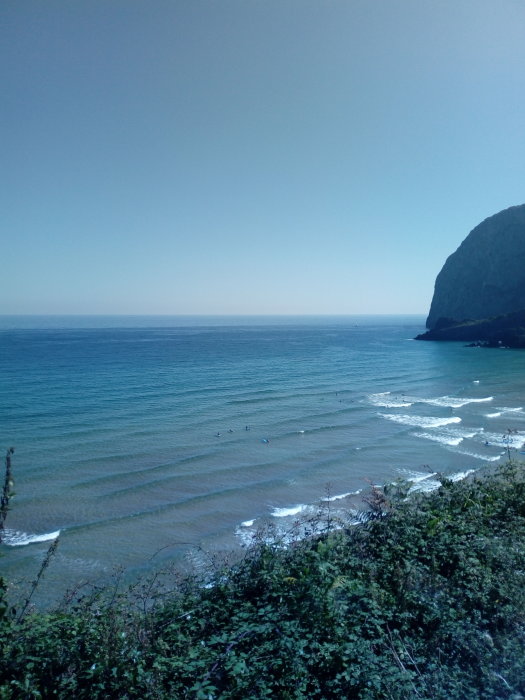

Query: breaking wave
[3,529,60,547]
[271,505,308,518]
[369,392,493,409]
[380,414,462,428]
[368,392,413,408]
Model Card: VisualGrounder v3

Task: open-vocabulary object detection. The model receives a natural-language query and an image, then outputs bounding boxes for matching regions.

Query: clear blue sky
[2,0,524,315]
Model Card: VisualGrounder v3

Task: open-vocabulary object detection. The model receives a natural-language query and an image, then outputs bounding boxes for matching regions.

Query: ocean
[2,314,525,602]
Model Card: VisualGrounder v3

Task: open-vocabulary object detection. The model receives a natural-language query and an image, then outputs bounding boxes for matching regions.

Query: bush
[1,462,525,698]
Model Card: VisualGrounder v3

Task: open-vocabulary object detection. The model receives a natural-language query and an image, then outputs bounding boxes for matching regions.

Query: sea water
[1,315,525,601]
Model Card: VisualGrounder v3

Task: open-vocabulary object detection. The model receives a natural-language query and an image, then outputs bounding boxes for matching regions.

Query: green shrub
[1,461,525,698]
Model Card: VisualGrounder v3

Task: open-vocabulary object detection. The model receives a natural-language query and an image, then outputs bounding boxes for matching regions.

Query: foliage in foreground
[2,462,525,699]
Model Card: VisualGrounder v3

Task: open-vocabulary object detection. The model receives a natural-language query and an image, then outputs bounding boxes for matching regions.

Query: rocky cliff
[415,309,525,347]
[426,204,525,330]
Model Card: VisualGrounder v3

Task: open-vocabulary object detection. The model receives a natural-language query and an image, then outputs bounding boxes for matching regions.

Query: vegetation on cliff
[2,459,525,698]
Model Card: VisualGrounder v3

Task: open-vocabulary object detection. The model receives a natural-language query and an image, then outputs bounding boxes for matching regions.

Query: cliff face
[415,309,525,347]
[426,204,525,330]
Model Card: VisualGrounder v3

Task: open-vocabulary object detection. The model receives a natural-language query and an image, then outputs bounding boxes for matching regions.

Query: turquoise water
[2,315,525,600]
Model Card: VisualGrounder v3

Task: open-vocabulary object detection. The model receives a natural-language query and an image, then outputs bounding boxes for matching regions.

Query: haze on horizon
[1,0,524,316]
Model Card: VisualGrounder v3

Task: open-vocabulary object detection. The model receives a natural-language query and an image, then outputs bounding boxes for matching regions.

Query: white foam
[410,478,442,493]
[473,380,480,384]
[241,519,254,527]
[449,469,476,482]
[487,407,523,418]
[3,529,60,547]
[454,449,503,462]
[420,396,493,408]
[408,468,477,493]
[271,505,307,518]
[322,490,362,502]
[235,526,257,547]
[410,472,437,483]
[413,425,482,447]
[413,431,464,446]
[371,392,493,410]
[398,470,440,493]
[397,469,437,483]
[380,413,462,428]
[368,392,413,408]
[484,431,524,450]
[457,427,483,438]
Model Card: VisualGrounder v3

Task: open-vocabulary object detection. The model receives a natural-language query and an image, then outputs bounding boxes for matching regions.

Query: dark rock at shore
[426,204,525,330]
[415,309,525,348]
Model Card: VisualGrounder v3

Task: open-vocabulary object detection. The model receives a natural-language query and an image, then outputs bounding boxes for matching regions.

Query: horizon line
[0,312,427,317]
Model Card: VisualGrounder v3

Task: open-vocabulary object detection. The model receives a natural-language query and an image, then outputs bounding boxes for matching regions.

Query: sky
[1,0,525,315]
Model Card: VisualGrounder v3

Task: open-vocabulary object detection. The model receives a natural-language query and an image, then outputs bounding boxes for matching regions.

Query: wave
[485,407,523,418]
[454,449,503,463]
[3,529,60,547]
[271,505,308,518]
[368,392,413,408]
[369,392,493,410]
[449,469,477,481]
[287,425,347,437]
[396,469,441,493]
[419,396,493,408]
[229,395,282,406]
[322,490,362,502]
[413,426,483,447]
[408,468,477,493]
[275,423,362,442]
[235,526,258,547]
[413,431,464,446]
[236,464,481,548]
[398,469,437,482]
[483,431,524,450]
[409,478,442,493]
[380,413,462,428]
